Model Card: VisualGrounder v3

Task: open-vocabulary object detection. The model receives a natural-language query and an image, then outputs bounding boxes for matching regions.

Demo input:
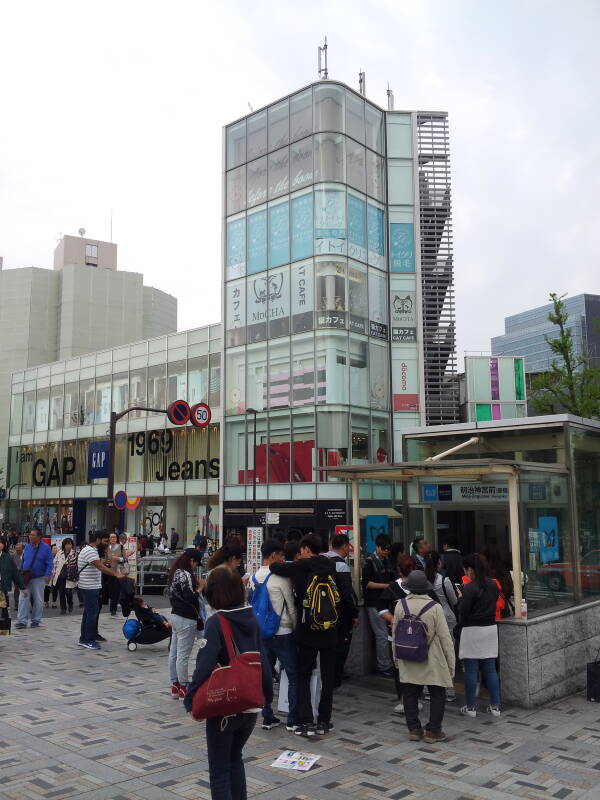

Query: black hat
[406,570,433,594]
[184,547,199,559]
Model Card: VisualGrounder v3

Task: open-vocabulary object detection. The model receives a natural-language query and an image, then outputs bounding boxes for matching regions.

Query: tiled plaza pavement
[2,607,600,800]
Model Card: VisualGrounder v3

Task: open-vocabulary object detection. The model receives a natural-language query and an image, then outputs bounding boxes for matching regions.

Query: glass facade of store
[403,416,600,618]
[222,81,450,531]
[7,325,223,544]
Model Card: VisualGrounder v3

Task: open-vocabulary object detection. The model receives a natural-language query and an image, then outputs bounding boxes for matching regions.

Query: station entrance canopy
[323,458,569,617]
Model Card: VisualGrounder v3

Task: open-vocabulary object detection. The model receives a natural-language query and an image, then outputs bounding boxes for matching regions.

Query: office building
[222,78,457,538]
[492,294,600,373]
[0,235,177,486]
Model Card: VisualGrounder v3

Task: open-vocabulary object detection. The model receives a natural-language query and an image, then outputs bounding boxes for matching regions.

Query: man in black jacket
[325,533,359,687]
[362,533,395,676]
[442,537,464,586]
[270,533,342,737]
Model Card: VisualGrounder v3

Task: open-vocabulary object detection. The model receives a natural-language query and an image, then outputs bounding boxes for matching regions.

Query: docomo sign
[167,400,212,428]
[190,402,211,428]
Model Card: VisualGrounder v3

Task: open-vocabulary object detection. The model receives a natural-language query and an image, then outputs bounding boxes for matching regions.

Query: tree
[530,293,600,419]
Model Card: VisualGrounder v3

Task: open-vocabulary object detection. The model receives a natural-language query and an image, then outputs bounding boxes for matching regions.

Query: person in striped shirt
[77,531,125,650]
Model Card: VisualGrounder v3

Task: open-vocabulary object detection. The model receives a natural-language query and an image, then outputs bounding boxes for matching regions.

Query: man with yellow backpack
[269,533,342,738]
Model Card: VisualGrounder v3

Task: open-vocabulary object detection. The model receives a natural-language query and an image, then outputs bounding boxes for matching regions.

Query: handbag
[191,613,265,721]
[20,544,42,586]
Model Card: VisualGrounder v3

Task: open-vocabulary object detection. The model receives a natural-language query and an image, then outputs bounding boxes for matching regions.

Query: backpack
[250,573,281,639]
[302,573,340,631]
[191,613,264,721]
[123,618,142,641]
[393,597,436,662]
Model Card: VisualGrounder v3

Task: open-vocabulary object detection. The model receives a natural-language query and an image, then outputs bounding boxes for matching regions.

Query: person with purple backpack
[392,570,455,743]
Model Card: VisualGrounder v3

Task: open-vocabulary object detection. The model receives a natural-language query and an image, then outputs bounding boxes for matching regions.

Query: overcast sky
[1,0,599,363]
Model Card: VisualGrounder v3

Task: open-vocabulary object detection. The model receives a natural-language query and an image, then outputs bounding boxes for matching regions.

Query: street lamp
[246,408,258,527]
[7,482,26,529]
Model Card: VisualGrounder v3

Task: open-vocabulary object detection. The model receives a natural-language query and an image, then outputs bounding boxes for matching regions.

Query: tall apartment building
[0,235,177,485]
[492,294,600,374]
[221,79,457,539]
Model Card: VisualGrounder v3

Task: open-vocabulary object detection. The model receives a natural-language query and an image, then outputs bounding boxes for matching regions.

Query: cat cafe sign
[391,290,417,343]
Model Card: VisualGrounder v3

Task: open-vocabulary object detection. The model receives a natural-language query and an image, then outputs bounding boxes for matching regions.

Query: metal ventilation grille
[417,112,459,426]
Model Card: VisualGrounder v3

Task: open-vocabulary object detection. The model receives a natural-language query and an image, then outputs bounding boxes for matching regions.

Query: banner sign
[87,441,110,480]
[247,209,267,274]
[268,202,290,268]
[391,289,417,342]
[291,193,313,261]
[422,483,509,502]
[347,193,367,263]
[538,516,560,563]
[226,218,246,279]
[390,222,415,272]
[367,204,385,268]
[246,526,264,575]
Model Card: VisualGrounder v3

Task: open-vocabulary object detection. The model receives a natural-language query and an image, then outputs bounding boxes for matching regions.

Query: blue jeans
[18,577,45,625]
[168,614,197,684]
[263,633,298,724]
[80,588,102,643]
[463,657,501,706]
[206,712,257,800]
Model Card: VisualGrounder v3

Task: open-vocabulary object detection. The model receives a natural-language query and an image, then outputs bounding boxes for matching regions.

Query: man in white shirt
[252,539,298,731]
[78,531,125,650]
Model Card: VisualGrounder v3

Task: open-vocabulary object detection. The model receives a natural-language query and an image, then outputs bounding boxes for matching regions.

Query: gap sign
[88,441,110,480]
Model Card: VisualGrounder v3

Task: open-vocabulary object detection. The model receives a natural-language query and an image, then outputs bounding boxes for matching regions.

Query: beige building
[0,235,177,493]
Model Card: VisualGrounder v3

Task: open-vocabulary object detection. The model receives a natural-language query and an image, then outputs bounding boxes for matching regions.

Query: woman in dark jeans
[183,566,272,800]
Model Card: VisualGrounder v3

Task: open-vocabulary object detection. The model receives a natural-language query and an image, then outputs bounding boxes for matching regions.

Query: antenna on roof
[359,70,366,96]
[318,36,328,79]
[248,102,254,112]
[387,83,394,110]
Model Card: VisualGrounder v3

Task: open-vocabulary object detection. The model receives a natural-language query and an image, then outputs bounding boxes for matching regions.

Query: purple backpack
[394,597,436,662]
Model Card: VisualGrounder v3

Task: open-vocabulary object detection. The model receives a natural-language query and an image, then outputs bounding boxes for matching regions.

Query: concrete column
[508,471,522,617]
[165,496,185,545]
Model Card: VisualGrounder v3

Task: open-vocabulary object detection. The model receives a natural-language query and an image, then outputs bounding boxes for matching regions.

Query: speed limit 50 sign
[190,402,211,428]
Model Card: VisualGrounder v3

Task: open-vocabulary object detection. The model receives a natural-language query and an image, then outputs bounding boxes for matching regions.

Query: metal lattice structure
[417,113,459,425]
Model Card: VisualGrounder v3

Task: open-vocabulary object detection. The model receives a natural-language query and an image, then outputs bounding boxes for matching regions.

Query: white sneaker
[393,701,423,715]
[460,705,477,718]
[487,705,501,717]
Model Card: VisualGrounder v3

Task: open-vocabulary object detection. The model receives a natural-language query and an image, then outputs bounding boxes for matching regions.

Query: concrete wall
[54,235,117,271]
[142,286,178,340]
[499,601,600,707]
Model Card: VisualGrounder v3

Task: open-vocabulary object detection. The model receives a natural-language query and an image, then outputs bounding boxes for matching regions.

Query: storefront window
[291,334,315,407]
[167,360,187,405]
[349,335,369,408]
[10,392,23,435]
[314,83,345,133]
[368,269,388,339]
[315,330,348,405]
[226,215,246,279]
[290,88,313,142]
[366,149,385,201]
[112,372,129,414]
[370,341,389,410]
[317,408,349,478]
[571,427,600,601]
[225,278,246,347]
[371,412,391,463]
[226,347,246,415]
[48,386,63,431]
[129,367,147,418]
[63,382,79,428]
[348,261,368,334]
[247,208,267,274]
[225,417,246,485]
[247,271,268,344]
[247,157,267,208]
[314,185,346,257]
[22,389,36,433]
[520,470,574,615]
[290,137,313,191]
[209,352,221,409]
[268,147,289,199]
[148,364,167,409]
[291,259,314,333]
[346,137,366,193]
[346,90,365,143]
[348,190,367,264]
[351,410,370,463]
[78,378,94,425]
[268,199,289,268]
[268,410,291,483]
[246,343,267,412]
[268,339,290,409]
[268,99,289,151]
[35,388,49,432]
[316,259,346,329]
[227,166,246,215]
[247,110,268,161]
[95,377,112,423]
[314,133,345,183]
[188,356,208,406]
[292,408,315,482]
[226,119,246,170]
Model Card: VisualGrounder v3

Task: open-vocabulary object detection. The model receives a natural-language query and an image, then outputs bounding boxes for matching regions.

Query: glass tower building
[222,80,457,539]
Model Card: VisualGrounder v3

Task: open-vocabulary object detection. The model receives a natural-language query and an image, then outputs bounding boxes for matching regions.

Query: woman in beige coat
[392,570,455,743]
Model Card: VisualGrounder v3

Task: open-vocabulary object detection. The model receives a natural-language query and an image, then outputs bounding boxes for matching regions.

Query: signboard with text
[246,527,264,575]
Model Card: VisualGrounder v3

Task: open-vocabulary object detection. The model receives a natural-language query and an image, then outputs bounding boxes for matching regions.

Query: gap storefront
[6,325,222,544]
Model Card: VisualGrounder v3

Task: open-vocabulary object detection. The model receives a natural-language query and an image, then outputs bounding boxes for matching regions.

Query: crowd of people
[0,524,512,800]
